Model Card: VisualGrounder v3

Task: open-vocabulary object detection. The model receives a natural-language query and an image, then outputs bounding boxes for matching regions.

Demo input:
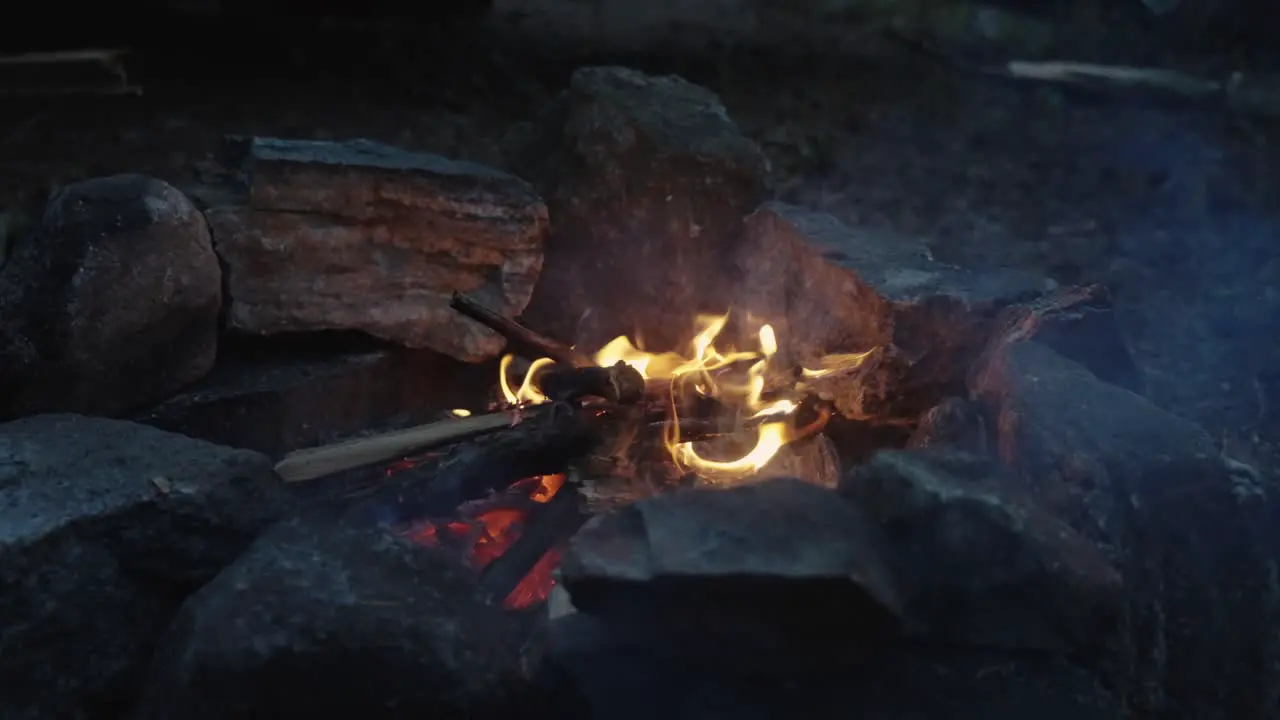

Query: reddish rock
[208,137,548,362]
[734,202,1049,423]
[0,174,222,418]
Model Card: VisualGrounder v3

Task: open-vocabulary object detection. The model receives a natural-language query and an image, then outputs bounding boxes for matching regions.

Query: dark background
[2,0,1278,469]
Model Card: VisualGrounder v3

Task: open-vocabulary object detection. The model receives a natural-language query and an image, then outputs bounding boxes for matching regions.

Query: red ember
[402,473,567,610]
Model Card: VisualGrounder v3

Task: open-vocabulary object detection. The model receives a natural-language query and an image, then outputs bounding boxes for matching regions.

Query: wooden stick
[274,410,532,483]
[450,292,594,368]
[1003,60,1221,98]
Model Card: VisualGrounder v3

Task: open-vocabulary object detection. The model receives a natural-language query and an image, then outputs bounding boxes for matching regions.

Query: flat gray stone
[560,477,903,673]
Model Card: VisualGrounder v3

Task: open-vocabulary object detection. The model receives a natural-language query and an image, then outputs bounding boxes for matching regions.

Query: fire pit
[271,291,869,612]
[0,64,1274,720]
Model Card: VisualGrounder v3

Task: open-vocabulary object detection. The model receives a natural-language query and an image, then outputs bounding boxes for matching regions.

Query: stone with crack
[558,477,904,673]
[839,447,1124,656]
[971,339,1280,719]
[0,414,287,720]
[206,137,548,362]
[512,65,771,351]
[135,514,544,720]
[0,174,222,419]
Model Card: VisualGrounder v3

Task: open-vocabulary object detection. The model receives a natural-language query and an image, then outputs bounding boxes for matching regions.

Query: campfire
[274,292,875,610]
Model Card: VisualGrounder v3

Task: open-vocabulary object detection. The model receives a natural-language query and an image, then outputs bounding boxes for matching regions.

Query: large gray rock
[0,174,222,419]
[207,137,548,362]
[839,448,1124,656]
[0,414,287,720]
[515,66,771,351]
[136,514,541,720]
[560,477,903,672]
[971,340,1278,720]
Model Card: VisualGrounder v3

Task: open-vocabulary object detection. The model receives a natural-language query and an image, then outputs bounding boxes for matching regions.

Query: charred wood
[538,362,645,405]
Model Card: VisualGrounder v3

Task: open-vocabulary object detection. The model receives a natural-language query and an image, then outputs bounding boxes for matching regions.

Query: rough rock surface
[515,66,770,351]
[136,514,540,720]
[988,283,1145,395]
[971,340,1279,720]
[560,477,903,672]
[839,448,1124,656]
[0,414,287,720]
[207,137,547,362]
[0,174,222,419]
[551,632,1124,720]
[906,395,989,452]
[735,202,1049,422]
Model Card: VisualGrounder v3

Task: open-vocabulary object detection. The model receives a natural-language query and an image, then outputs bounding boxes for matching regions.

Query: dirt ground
[2,20,1277,473]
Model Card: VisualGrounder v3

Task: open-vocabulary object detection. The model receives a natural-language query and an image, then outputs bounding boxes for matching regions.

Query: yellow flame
[450,408,472,417]
[499,354,553,405]
[675,420,793,479]
[800,350,875,379]
[493,312,874,484]
[592,313,757,384]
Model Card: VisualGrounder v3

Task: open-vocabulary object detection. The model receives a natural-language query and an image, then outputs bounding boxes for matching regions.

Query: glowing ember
[498,312,874,483]
[402,473,566,610]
